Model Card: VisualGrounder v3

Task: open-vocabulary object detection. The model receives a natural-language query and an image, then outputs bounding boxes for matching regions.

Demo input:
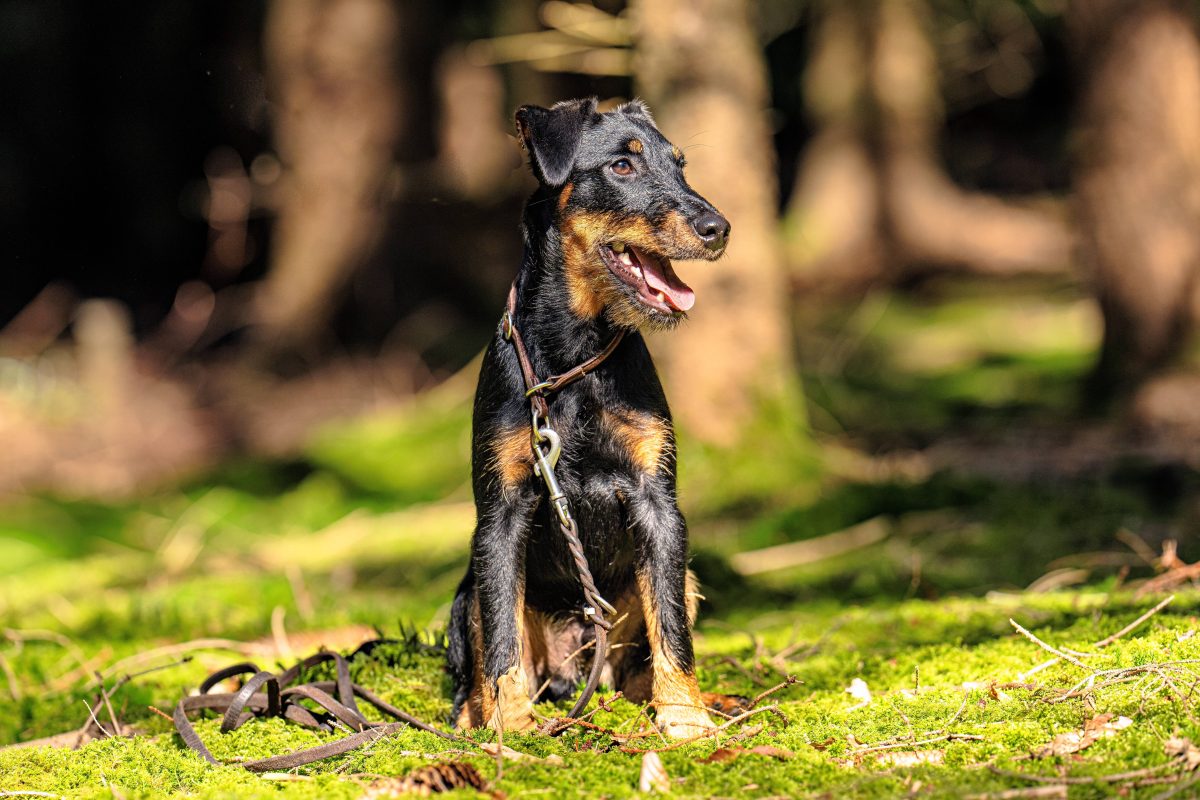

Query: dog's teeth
[611,242,625,253]
[656,291,666,303]
[631,265,642,279]
[619,252,634,266]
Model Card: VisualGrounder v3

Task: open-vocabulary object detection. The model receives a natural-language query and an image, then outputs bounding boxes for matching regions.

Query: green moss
[4,584,1198,798]
[5,280,1200,796]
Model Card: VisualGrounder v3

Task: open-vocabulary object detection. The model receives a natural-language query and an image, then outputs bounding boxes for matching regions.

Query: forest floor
[3,280,1200,798]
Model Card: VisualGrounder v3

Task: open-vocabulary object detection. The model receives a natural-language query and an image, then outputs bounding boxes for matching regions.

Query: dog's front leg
[630,486,716,738]
[473,492,539,732]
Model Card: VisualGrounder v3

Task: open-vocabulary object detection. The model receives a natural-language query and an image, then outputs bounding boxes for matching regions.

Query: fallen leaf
[1031,714,1133,758]
[362,763,484,798]
[846,678,872,710]
[699,745,794,763]
[874,749,945,768]
[1165,736,1200,770]
[809,737,836,751]
[640,751,671,793]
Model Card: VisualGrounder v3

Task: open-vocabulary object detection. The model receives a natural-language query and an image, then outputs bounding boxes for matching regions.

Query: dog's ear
[617,98,655,124]
[515,97,597,187]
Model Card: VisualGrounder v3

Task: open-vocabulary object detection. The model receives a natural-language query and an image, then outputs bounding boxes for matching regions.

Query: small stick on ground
[1010,620,1091,673]
[988,763,1180,785]
[98,638,261,680]
[965,785,1067,799]
[102,656,193,695]
[852,732,983,755]
[619,705,779,754]
[747,675,800,709]
[147,705,174,722]
[1019,595,1174,680]
[80,698,111,739]
[538,692,624,736]
[94,671,122,737]
[1152,773,1200,800]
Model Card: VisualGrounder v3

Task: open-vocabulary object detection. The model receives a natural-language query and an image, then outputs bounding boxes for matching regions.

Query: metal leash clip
[530,410,617,622]
[585,592,618,621]
[532,424,573,529]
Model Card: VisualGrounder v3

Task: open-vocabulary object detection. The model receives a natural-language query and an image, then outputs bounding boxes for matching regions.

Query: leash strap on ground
[173,647,454,771]
[502,282,620,728]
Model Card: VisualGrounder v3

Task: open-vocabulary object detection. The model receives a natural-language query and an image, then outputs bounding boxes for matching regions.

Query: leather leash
[172,646,455,771]
[502,282,622,729]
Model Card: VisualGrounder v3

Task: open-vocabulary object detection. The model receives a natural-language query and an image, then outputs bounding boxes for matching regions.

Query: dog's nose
[692,212,730,250]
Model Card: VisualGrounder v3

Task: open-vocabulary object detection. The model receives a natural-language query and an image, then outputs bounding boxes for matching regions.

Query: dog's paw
[655,706,716,739]
[493,670,538,733]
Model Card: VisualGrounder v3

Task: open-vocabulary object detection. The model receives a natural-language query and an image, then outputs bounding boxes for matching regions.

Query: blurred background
[3,0,1200,701]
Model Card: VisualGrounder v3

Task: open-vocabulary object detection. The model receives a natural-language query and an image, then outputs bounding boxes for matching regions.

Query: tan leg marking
[490,426,533,491]
[600,409,673,475]
[636,569,714,738]
[473,586,537,733]
[605,585,652,703]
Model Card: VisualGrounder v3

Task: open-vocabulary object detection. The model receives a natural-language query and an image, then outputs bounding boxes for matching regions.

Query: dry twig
[1010,619,1091,673]
[619,705,779,753]
[1020,595,1175,680]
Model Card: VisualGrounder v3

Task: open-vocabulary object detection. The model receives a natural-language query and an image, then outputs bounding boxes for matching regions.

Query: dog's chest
[550,395,671,479]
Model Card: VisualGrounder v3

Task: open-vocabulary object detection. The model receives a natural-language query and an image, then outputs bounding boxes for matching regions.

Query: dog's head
[516,97,729,331]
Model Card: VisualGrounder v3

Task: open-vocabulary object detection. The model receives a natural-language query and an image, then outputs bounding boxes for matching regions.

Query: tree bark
[1069,0,1200,406]
[253,0,402,355]
[633,0,792,444]
[786,0,1074,289]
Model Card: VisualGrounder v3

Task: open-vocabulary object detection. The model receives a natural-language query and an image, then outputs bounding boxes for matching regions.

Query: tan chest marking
[490,426,533,489]
[601,409,672,475]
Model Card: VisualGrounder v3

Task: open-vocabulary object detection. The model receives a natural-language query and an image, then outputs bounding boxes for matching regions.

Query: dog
[448,97,734,738]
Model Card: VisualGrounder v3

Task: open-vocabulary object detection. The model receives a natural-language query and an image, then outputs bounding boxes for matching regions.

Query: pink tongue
[636,249,695,312]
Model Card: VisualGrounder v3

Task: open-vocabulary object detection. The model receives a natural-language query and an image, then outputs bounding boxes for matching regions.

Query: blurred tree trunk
[1069,0,1200,407]
[786,0,1074,289]
[253,0,401,355]
[633,0,793,444]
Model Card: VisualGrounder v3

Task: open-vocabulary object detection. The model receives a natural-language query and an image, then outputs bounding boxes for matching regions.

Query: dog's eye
[611,158,634,176]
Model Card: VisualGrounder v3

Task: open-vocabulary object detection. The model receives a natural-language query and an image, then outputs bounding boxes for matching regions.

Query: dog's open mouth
[600,243,695,313]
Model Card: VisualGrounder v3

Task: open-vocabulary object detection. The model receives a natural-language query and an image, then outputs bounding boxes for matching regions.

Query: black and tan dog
[448,97,733,738]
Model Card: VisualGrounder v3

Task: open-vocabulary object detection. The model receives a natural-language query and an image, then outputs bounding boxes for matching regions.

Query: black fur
[448,98,729,725]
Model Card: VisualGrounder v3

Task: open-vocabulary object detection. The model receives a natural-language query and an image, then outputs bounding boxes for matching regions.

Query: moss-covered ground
[3,283,1200,798]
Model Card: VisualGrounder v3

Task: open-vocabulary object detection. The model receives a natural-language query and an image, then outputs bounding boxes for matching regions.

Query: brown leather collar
[502,282,625,419]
